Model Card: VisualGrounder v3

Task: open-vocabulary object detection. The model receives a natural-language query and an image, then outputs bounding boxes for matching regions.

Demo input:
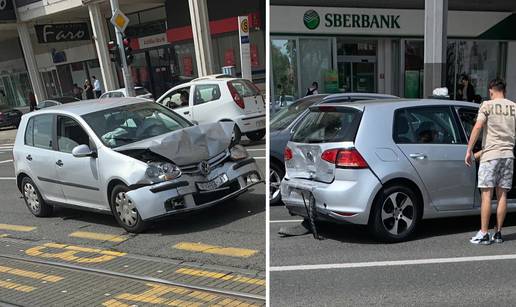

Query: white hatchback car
[157,78,266,143]
[100,87,153,100]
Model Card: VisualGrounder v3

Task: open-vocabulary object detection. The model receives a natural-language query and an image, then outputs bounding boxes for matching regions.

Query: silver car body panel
[281,99,516,225]
[14,99,262,220]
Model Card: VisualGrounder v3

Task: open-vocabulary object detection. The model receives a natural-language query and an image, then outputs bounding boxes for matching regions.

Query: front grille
[181,150,229,175]
[192,180,240,205]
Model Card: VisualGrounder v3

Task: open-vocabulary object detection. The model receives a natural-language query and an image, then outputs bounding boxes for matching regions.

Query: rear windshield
[292,107,362,143]
[135,88,150,96]
[270,98,321,131]
[229,80,260,97]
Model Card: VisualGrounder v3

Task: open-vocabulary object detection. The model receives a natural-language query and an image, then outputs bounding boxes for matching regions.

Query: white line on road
[0,160,13,164]
[270,254,516,272]
[270,220,304,223]
[0,177,16,180]
[253,157,265,160]
[246,148,265,151]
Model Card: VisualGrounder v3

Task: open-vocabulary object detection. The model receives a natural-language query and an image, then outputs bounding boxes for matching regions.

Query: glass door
[41,69,62,98]
[336,40,377,93]
[271,38,298,108]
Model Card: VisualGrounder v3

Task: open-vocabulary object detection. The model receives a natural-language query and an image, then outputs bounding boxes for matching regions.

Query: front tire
[110,184,147,233]
[270,161,285,205]
[21,177,53,217]
[246,129,265,142]
[368,185,420,242]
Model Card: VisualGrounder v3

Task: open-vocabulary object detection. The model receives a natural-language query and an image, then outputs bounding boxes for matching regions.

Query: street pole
[109,0,135,97]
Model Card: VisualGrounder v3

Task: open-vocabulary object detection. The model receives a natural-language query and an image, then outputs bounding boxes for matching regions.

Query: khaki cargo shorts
[478,158,514,189]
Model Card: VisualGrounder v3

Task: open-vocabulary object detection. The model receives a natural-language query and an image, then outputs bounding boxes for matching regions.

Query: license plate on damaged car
[256,119,265,128]
[196,174,229,191]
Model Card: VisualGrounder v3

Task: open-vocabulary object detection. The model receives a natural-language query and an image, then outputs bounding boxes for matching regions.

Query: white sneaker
[470,231,491,245]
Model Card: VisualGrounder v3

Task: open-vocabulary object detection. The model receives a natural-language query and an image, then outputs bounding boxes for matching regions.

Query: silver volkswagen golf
[281,99,516,242]
[13,98,262,232]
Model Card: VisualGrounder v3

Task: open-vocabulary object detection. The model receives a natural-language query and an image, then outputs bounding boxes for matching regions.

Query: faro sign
[35,23,91,44]
[303,9,400,30]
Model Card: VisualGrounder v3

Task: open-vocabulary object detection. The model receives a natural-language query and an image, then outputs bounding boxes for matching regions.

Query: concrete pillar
[88,3,117,91]
[188,0,214,76]
[423,0,448,98]
[17,22,46,102]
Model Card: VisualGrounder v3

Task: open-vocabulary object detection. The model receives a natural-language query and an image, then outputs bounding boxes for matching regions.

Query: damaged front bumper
[126,158,263,221]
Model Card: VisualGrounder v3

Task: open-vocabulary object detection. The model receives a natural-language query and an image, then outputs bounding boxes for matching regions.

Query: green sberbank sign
[303,10,400,30]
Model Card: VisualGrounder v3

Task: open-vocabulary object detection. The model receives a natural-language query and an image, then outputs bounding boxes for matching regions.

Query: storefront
[270,5,516,101]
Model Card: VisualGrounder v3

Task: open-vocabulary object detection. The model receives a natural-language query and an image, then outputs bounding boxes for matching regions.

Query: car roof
[323,93,399,101]
[311,98,480,110]
[105,87,144,93]
[28,98,149,116]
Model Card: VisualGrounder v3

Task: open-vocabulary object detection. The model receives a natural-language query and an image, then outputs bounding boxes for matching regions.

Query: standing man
[305,81,319,96]
[465,79,515,245]
[92,76,102,98]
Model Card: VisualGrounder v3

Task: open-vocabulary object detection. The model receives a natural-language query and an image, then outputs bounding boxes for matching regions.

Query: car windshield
[229,79,260,97]
[270,96,325,131]
[292,107,362,143]
[56,97,79,104]
[82,103,192,148]
[135,88,150,96]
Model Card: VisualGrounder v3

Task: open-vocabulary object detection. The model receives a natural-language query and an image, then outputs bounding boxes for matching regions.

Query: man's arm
[465,119,485,166]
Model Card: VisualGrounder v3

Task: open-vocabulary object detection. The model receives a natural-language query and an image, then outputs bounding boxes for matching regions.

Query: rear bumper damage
[126,158,262,221]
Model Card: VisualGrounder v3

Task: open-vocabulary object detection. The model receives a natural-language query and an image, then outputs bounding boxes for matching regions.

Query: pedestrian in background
[72,83,83,100]
[305,81,319,96]
[465,78,515,245]
[28,92,36,111]
[84,80,94,100]
[92,76,102,98]
[458,74,475,102]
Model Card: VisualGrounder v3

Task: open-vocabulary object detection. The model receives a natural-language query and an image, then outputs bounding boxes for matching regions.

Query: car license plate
[196,174,229,191]
[256,119,265,128]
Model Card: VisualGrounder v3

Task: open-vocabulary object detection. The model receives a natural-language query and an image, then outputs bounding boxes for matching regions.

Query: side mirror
[72,144,96,158]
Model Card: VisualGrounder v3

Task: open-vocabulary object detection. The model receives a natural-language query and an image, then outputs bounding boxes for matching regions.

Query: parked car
[280,99,499,242]
[36,97,80,109]
[13,98,262,233]
[0,104,23,128]
[270,95,295,112]
[100,87,153,100]
[157,77,266,144]
[270,93,397,205]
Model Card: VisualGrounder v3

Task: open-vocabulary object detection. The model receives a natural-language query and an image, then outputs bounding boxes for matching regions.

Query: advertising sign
[35,23,91,44]
[238,16,252,81]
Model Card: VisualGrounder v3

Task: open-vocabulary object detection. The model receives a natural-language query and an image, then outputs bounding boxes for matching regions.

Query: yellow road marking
[69,231,128,243]
[174,242,258,258]
[0,265,64,282]
[0,280,36,293]
[0,223,36,232]
[26,243,126,263]
[175,268,265,286]
[0,234,8,238]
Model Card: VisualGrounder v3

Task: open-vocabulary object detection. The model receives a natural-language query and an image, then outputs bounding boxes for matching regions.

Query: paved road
[0,127,265,306]
[270,205,516,306]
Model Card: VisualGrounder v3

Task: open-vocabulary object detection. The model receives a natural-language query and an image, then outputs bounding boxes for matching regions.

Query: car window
[82,102,192,148]
[292,107,362,143]
[394,107,461,144]
[32,114,53,150]
[457,107,481,148]
[100,93,109,99]
[193,84,220,105]
[24,118,34,146]
[135,88,150,96]
[57,116,90,153]
[229,80,260,97]
[162,87,190,109]
[112,92,124,98]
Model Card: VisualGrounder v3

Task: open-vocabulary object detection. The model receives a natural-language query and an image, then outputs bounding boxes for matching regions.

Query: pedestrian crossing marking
[69,231,128,243]
[0,280,36,293]
[0,265,64,282]
[0,223,36,232]
[26,242,126,263]
[175,268,265,285]
[174,242,258,258]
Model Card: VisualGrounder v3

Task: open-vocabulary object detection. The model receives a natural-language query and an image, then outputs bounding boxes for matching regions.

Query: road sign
[238,16,252,81]
[110,9,129,32]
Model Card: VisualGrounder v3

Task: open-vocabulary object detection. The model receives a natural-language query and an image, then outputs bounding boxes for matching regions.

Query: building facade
[0,0,265,108]
[270,3,516,101]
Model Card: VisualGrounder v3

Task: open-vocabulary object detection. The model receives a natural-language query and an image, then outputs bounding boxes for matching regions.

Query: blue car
[269,93,398,205]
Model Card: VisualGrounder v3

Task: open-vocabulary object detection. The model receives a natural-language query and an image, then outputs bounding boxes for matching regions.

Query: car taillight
[227,82,245,109]
[284,147,293,161]
[321,148,368,169]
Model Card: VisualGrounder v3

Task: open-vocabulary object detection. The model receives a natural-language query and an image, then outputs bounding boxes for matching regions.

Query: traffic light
[108,41,120,65]
[123,37,134,66]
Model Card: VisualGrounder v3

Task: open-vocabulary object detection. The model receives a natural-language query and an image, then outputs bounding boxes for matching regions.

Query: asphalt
[270,205,516,306]
[0,126,265,306]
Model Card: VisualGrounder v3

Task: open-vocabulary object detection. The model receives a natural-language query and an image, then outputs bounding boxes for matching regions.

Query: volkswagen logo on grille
[306,151,314,162]
[199,161,211,176]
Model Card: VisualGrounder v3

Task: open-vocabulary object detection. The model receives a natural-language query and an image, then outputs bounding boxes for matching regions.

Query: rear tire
[21,177,53,217]
[246,129,265,142]
[270,161,285,205]
[109,184,147,233]
[368,185,420,242]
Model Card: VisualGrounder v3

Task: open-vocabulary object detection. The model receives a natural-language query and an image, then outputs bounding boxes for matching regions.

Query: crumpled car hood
[114,122,234,166]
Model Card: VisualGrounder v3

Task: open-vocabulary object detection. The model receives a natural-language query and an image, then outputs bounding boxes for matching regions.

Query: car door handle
[409,153,427,160]
[56,160,63,167]
[26,155,32,161]
[183,111,190,115]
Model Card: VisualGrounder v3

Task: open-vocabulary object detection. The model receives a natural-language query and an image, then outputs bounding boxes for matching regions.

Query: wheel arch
[106,178,129,205]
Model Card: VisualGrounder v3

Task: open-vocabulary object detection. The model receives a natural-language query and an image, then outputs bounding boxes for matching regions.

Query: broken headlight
[146,162,182,182]
[230,144,248,161]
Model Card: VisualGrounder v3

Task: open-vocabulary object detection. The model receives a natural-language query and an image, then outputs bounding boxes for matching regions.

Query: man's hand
[465,149,473,167]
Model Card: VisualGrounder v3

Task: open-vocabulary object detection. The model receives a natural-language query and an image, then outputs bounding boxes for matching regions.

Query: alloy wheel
[270,169,281,201]
[115,192,138,227]
[381,192,414,236]
[24,182,40,213]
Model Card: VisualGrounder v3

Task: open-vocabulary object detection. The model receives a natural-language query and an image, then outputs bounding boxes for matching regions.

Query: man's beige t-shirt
[477,98,516,162]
